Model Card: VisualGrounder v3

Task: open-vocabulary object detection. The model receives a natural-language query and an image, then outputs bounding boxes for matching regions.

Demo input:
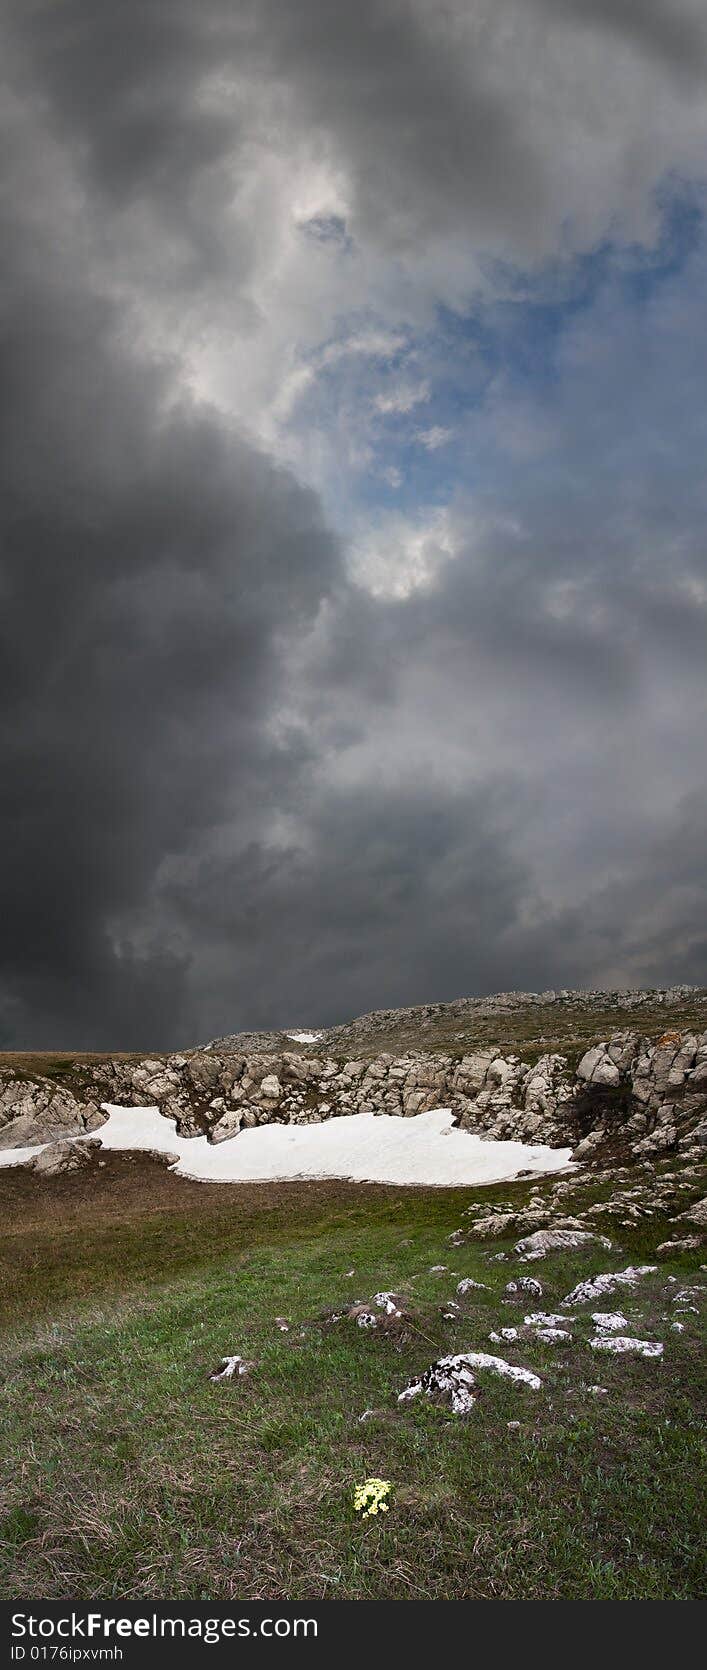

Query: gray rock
[210,1109,243,1144]
[515,1228,611,1260]
[680,1195,707,1226]
[30,1138,98,1176]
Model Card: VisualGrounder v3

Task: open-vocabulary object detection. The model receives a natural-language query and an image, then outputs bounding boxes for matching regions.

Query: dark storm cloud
[156,780,537,1037]
[0,189,343,1046]
[535,0,707,76]
[14,0,702,271]
[7,0,707,259]
[6,0,538,247]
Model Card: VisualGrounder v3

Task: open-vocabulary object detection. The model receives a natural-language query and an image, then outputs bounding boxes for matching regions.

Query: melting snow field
[0,1145,47,1169]
[0,1105,573,1187]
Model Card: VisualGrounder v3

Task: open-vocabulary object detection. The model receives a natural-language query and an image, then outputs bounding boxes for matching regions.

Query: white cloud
[349,507,458,599]
[416,425,454,450]
[373,381,431,415]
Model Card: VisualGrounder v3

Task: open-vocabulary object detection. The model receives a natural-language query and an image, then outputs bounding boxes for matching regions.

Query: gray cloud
[152,777,536,1036]
[0,169,343,1046]
[535,0,707,76]
[8,0,707,269]
[1,1,706,1047]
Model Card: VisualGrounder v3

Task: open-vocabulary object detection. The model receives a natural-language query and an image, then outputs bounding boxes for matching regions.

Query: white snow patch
[590,1335,663,1359]
[284,1030,323,1043]
[27,1104,572,1188]
[0,1145,45,1169]
[561,1266,657,1308]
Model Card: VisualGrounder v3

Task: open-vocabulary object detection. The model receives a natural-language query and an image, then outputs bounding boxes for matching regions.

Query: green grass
[322,997,707,1061]
[0,1156,705,1601]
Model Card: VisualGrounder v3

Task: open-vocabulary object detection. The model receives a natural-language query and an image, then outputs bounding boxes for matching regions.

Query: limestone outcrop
[1,1016,706,1175]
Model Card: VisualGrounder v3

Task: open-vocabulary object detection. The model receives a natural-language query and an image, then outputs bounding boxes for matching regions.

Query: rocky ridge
[1,1015,707,1180]
[210,983,707,1057]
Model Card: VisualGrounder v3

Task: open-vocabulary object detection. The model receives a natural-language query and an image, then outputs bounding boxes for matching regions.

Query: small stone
[590,1335,663,1359]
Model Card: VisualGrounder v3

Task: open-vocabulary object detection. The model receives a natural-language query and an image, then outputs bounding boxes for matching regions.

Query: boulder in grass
[30,1138,100,1176]
[209,1355,255,1382]
[656,1236,702,1256]
[505,1276,543,1299]
[466,1212,518,1240]
[399,1350,542,1414]
[589,1335,663,1359]
[515,1228,611,1261]
[561,1265,657,1308]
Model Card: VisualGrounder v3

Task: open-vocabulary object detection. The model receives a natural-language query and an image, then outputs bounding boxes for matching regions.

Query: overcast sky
[2,0,707,1048]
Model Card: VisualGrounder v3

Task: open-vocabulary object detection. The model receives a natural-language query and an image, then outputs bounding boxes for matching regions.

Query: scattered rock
[590,1312,629,1332]
[561,1265,657,1307]
[327,1291,410,1331]
[505,1276,543,1299]
[399,1350,542,1413]
[30,1138,99,1176]
[524,1312,570,1328]
[210,1109,243,1144]
[679,1195,707,1226]
[353,1308,378,1329]
[466,1212,518,1241]
[515,1228,612,1261]
[373,1291,405,1317]
[577,1046,620,1087]
[209,1355,255,1381]
[589,1335,663,1359]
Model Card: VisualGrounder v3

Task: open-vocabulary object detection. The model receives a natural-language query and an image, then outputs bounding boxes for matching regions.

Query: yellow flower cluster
[353,1477,392,1519]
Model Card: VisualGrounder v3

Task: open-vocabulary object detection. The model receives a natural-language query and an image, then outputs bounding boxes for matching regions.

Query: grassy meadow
[0,1152,704,1600]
